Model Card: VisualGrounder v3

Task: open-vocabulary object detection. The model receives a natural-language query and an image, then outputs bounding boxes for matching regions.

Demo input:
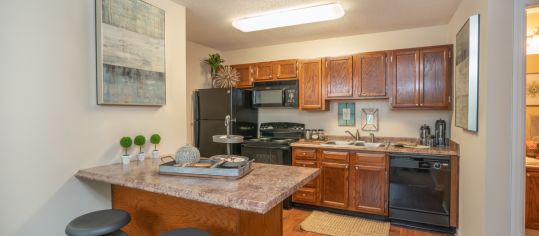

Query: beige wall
[186,41,220,144]
[223,26,452,137]
[0,0,187,235]
[448,0,514,235]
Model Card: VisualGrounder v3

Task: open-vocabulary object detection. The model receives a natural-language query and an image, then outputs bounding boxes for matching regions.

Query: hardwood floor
[283,208,452,236]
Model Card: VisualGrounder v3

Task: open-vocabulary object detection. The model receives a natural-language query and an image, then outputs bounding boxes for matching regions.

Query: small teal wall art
[338,102,355,126]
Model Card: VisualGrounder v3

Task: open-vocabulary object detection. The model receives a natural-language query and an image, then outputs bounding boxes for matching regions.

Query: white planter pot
[152,150,160,159]
[137,152,145,161]
[121,155,130,165]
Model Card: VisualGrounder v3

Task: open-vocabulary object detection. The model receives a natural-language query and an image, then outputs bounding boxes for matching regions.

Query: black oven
[252,80,298,108]
[389,154,452,229]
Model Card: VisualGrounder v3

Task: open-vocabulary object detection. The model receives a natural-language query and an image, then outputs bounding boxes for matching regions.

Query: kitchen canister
[175,144,201,164]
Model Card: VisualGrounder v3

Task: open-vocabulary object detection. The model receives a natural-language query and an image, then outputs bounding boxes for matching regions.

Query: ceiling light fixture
[232,3,345,32]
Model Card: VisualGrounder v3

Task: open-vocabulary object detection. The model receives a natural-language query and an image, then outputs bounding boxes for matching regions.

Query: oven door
[389,154,451,227]
[240,144,291,165]
[252,89,285,108]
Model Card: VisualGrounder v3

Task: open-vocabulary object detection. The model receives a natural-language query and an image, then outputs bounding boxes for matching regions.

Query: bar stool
[65,209,131,236]
[159,228,211,236]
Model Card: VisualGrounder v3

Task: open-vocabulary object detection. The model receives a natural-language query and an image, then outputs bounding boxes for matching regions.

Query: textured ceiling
[173,0,461,50]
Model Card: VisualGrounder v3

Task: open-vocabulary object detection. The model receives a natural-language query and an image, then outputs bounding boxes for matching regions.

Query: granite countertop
[76,159,319,214]
[291,138,459,156]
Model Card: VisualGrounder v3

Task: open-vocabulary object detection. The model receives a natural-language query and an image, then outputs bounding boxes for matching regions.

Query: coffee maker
[435,119,447,146]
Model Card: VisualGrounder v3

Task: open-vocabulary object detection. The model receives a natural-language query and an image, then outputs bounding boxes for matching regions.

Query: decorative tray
[158,158,254,179]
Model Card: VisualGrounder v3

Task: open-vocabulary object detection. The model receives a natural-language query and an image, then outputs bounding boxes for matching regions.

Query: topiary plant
[134,135,146,153]
[150,134,161,150]
[119,137,133,155]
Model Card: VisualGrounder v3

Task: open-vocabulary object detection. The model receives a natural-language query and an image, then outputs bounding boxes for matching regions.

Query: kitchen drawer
[321,150,349,163]
[293,160,318,188]
[293,187,318,204]
[352,152,386,166]
[293,148,317,160]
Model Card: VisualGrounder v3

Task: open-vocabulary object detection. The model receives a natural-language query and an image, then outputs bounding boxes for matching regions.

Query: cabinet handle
[420,103,423,106]
[528,173,531,177]
[355,166,359,170]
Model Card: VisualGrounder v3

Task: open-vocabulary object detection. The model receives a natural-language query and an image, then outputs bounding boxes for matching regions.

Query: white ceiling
[173,0,461,51]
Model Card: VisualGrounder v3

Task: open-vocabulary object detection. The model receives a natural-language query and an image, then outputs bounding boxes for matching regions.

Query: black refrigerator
[194,88,258,157]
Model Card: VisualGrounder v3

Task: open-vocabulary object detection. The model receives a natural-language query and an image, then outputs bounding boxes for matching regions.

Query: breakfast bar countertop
[75,159,319,214]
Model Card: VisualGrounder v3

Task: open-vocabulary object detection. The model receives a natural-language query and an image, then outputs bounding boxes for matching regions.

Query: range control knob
[433,162,442,169]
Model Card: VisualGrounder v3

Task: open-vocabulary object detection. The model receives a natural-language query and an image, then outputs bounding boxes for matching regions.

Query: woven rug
[299,211,390,236]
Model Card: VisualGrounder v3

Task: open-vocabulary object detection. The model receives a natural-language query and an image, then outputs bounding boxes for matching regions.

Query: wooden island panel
[112,185,283,236]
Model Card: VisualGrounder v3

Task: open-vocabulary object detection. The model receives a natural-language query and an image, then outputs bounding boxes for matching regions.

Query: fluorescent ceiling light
[232,3,345,32]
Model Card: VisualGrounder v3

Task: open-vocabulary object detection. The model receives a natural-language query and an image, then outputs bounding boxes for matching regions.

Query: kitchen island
[76,159,319,236]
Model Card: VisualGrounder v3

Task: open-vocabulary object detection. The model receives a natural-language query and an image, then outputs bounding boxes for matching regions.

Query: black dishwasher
[389,154,451,229]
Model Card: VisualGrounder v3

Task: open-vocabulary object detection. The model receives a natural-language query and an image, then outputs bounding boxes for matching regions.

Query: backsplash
[258,100,451,139]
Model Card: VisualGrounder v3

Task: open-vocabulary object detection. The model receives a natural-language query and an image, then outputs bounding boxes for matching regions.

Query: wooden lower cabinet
[320,161,349,209]
[349,164,387,215]
[292,147,388,216]
[527,168,539,229]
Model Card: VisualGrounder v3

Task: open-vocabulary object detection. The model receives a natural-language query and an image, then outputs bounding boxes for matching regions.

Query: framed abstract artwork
[527,74,539,106]
[455,14,479,132]
[338,103,355,126]
[96,0,166,106]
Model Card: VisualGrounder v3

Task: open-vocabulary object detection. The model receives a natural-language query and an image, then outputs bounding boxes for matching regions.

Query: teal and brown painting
[97,0,165,105]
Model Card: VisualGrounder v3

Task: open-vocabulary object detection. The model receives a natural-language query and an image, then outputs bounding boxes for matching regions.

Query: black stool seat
[65,209,131,236]
[160,228,211,236]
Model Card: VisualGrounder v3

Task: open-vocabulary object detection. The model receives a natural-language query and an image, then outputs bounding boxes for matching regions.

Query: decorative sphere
[175,144,201,164]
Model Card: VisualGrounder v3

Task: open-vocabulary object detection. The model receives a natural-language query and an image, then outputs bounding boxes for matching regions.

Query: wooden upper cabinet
[272,59,297,80]
[391,45,452,109]
[420,46,451,109]
[391,49,420,108]
[354,52,387,98]
[298,59,327,111]
[253,62,273,81]
[232,64,254,88]
[323,56,354,98]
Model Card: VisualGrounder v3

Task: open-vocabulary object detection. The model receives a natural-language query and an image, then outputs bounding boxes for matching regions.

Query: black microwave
[252,80,298,108]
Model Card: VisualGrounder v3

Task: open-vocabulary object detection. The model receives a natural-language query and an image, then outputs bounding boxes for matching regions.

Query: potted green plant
[134,135,146,161]
[119,137,133,164]
[203,53,225,79]
[150,133,161,159]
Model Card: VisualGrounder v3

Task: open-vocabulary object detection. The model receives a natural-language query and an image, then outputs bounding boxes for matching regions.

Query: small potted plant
[134,135,146,161]
[150,133,161,159]
[203,53,225,79]
[119,137,133,165]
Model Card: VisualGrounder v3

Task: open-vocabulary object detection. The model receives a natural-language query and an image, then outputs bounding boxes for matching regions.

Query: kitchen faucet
[345,129,360,141]
[369,133,375,143]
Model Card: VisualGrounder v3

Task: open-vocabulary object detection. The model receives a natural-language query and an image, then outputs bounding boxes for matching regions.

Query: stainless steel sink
[322,140,354,145]
[353,142,387,148]
[321,140,387,148]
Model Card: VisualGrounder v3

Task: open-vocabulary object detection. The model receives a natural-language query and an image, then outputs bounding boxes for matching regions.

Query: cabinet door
[272,59,297,80]
[320,161,349,209]
[350,164,388,215]
[293,160,319,188]
[354,52,387,98]
[420,46,451,108]
[253,62,273,81]
[392,49,420,108]
[527,171,539,229]
[232,64,254,88]
[298,59,326,110]
[323,56,354,98]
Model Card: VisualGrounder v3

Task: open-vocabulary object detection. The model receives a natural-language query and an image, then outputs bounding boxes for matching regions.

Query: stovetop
[244,122,305,147]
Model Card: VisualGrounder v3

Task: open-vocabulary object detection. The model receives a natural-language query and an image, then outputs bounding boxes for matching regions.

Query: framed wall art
[96,0,166,106]
[455,14,479,132]
[338,102,355,126]
[361,108,379,131]
[527,74,539,106]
